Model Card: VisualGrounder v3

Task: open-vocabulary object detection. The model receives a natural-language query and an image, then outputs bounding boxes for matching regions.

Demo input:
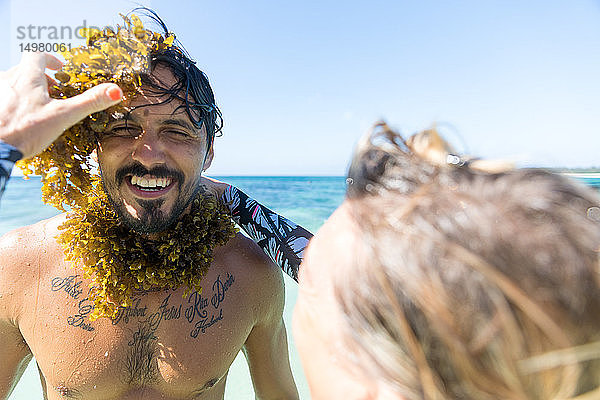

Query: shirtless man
[0,40,299,400]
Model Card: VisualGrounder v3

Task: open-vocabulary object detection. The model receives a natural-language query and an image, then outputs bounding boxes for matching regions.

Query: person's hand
[0,52,123,159]
[200,176,230,200]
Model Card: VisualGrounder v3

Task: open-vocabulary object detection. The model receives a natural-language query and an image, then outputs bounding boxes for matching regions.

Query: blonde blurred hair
[336,122,600,399]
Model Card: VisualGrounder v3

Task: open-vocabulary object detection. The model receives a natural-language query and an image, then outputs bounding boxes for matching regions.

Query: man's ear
[202,144,214,171]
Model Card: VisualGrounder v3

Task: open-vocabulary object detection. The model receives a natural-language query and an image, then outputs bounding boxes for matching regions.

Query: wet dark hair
[129,7,223,151]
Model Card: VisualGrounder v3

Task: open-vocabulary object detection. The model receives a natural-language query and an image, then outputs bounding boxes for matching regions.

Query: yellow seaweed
[16,14,238,320]
[17,13,176,210]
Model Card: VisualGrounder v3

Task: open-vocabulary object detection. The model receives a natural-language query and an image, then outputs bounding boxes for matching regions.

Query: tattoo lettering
[185,291,209,322]
[144,294,182,331]
[190,309,224,338]
[53,273,235,339]
[211,273,234,309]
[112,298,148,325]
[128,321,157,347]
[66,289,95,332]
[51,275,83,299]
[186,273,233,338]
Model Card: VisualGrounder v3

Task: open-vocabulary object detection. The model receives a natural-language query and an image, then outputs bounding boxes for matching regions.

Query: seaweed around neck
[58,185,238,320]
[15,14,238,320]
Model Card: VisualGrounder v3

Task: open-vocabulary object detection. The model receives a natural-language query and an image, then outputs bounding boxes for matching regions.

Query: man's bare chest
[19,266,254,399]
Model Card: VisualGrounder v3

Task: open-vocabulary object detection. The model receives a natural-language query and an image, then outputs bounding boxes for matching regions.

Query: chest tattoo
[49,272,236,335]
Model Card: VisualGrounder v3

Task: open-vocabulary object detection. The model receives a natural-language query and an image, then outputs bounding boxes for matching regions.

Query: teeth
[130,175,172,189]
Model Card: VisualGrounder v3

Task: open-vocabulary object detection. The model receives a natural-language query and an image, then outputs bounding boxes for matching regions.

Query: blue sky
[2,0,599,175]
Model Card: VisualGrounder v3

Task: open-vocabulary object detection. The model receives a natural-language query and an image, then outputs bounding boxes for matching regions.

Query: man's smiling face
[96,65,213,234]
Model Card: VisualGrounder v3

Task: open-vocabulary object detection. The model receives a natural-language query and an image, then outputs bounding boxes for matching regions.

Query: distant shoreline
[12,169,600,179]
[10,174,347,179]
[561,172,600,178]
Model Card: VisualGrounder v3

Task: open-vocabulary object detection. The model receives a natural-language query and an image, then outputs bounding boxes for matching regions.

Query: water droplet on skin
[104,351,109,357]
[587,207,600,222]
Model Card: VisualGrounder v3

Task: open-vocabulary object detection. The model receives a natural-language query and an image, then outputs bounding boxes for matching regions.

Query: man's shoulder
[214,232,284,307]
[0,214,66,322]
[0,214,66,275]
[216,233,283,282]
[1,213,65,246]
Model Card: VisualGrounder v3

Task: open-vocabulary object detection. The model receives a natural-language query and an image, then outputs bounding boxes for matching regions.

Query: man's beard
[100,162,200,234]
[56,182,239,320]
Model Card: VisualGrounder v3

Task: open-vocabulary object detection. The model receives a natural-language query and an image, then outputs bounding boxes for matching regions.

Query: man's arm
[201,177,313,282]
[241,245,299,400]
[244,317,298,400]
[0,321,32,400]
[0,52,123,203]
[0,141,22,200]
[0,231,34,399]
[223,186,312,283]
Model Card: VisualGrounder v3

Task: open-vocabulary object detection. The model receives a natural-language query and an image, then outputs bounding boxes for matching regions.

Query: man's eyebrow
[162,118,195,131]
[108,113,137,125]
[106,115,194,132]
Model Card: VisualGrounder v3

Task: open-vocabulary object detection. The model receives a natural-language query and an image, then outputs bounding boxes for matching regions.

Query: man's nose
[130,130,166,167]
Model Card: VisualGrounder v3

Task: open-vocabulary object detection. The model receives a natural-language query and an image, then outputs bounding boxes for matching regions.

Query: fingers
[45,74,62,98]
[45,73,58,88]
[19,52,63,72]
[19,51,47,72]
[44,54,63,70]
[47,83,123,129]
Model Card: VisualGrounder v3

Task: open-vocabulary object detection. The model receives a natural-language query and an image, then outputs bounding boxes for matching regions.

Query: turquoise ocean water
[0,176,346,400]
[1,174,598,399]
